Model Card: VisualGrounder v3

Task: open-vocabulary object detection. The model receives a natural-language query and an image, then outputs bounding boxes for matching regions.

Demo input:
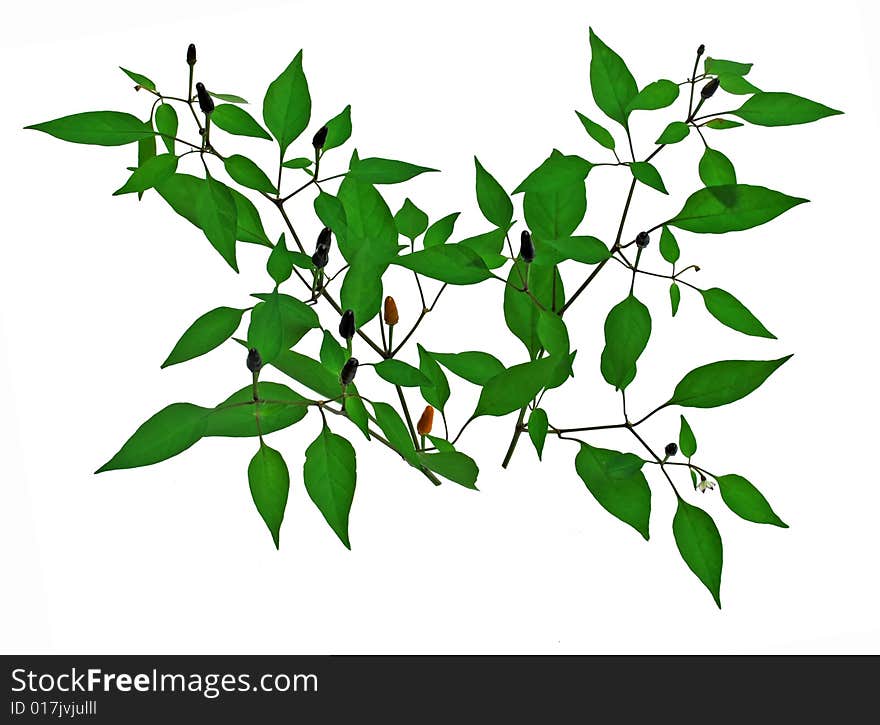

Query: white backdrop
[2,0,878,654]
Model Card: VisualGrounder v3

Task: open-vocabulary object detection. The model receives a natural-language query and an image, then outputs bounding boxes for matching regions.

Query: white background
[1,0,878,654]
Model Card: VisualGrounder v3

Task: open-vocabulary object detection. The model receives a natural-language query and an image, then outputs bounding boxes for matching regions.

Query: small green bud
[339,309,356,340]
[340,357,359,385]
[636,231,650,248]
[195,82,214,115]
[700,77,720,99]
[665,442,678,457]
[187,43,197,66]
[246,347,263,373]
[312,125,329,150]
[519,230,535,263]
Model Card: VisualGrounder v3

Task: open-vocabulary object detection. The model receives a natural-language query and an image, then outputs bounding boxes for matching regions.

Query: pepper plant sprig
[27,29,840,605]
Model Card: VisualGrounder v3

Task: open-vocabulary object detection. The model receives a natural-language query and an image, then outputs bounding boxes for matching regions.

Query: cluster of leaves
[27,30,840,605]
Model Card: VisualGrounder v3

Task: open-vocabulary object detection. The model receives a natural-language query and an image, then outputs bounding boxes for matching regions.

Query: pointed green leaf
[629,161,667,194]
[588,28,638,126]
[208,382,309,437]
[372,402,418,465]
[266,234,295,286]
[374,359,431,387]
[575,111,615,149]
[673,498,723,607]
[417,345,450,412]
[575,443,651,540]
[698,148,736,187]
[705,118,743,130]
[528,408,549,460]
[96,403,208,472]
[247,292,284,364]
[114,153,178,195]
[314,192,346,236]
[668,184,808,234]
[656,121,690,145]
[523,181,587,241]
[211,104,272,140]
[418,451,478,489]
[120,67,156,91]
[670,282,681,316]
[394,198,429,240]
[251,291,319,350]
[230,187,272,247]
[248,443,290,548]
[393,244,491,284]
[210,92,248,104]
[474,157,513,227]
[155,103,178,154]
[600,295,651,390]
[263,51,311,153]
[282,157,313,169]
[659,226,680,264]
[304,427,356,548]
[224,154,276,194]
[162,306,244,368]
[197,174,239,270]
[733,91,842,127]
[27,111,153,146]
[717,474,788,527]
[539,236,610,266]
[514,150,593,194]
[669,355,792,408]
[537,309,569,356]
[474,356,559,417]
[627,79,679,113]
[423,212,460,247]
[679,415,697,458]
[701,287,775,338]
[322,104,352,151]
[340,261,385,325]
[704,57,752,76]
[429,351,505,386]
[348,156,437,184]
[504,261,564,357]
[270,349,340,398]
[718,74,761,95]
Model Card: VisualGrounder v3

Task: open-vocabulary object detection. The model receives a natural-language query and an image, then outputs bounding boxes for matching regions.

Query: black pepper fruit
[520,230,535,263]
[340,357,359,385]
[665,442,678,457]
[246,347,263,373]
[700,77,720,99]
[195,82,214,115]
[312,125,329,150]
[636,231,650,248]
[187,43,197,66]
[339,309,356,340]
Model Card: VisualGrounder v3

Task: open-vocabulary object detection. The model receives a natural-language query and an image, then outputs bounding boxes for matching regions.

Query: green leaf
[319,330,347,373]
[588,28,638,126]
[266,234,294,286]
[113,153,178,195]
[348,156,438,184]
[340,261,385,325]
[537,310,569,356]
[247,292,284,364]
[656,121,690,145]
[679,415,697,458]
[523,182,587,241]
[119,67,156,91]
[717,474,788,527]
[659,226,680,264]
[575,444,651,540]
[600,295,651,391]
[271,349,340,398]
[504,261,564,357]
[418,452,478,489]
[336,175,398,263]
[673,498,723,607]
[154,103,178,154]
[701,287,775,339]
[197,174,239,270]
[394,198,429,240]
[372,402,418,465]
[136,128,156,201]
[251,291,319,349]
[211,104,272,140]
[314,192,347,236]
[248,443,290,548]
[698,148,736,187]
[282,157,313,169]
[393,244,491,285]
[627,79,679,113]
[96,402,208,472]
[162,306,244,368]
[208,382,309,437]
[417,345,450,412]
[230,188,272,247]
[429,351,505,386]
[528,408,549,460]
[474,157,513,227]
[514,150,593,194]
[705,118,743,130]
[474,356,559,417]
[733,91,842,127]
[27,111,153,146]
[210,92,248,104]
[374,359,431,387]
[668,355,792,408]
[575,111,615,149]
[704,57,752,76]
[670,282,681,316]
[718,74,761,96]
[539,236,610,266]
[629,161,667,194]
[303,427,356,548]
[322,104,352,151]
[427,435,455,452]
[668,184,807,234]
[263,51,311,154]
[224,154,276,194]
[423,212,460,247]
